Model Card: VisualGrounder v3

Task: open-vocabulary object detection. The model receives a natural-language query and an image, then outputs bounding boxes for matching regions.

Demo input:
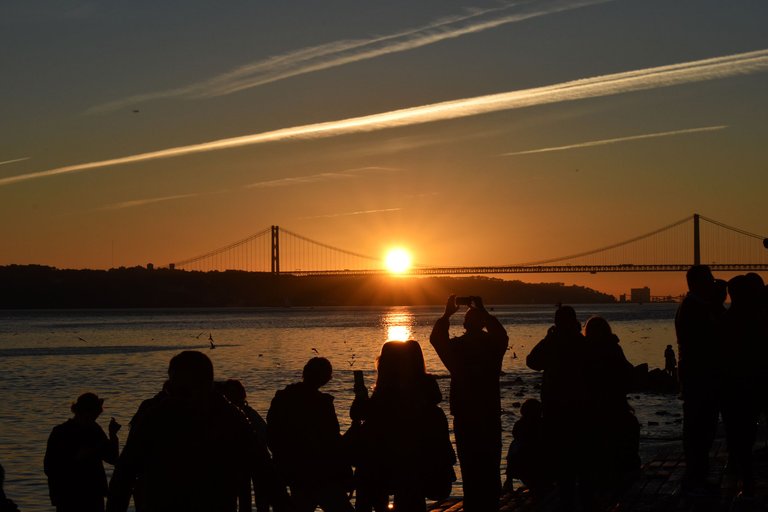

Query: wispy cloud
[0,157,30,167]
[95,192,204,211]
[301,208,402,220]
[245,166,399,189]
[4,48,768,188]
[501,125,729,156]
[89,0,610,113]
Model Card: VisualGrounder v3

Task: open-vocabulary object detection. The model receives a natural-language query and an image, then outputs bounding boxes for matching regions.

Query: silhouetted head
[71,392,104,420]
[220,379,247,406]
[686,265,714,296]
[520,398,542,419]
[303,357,332,389]
[375,340,426,391]
[463,307,486,332]
[666,344,672,350]
[711,278,727,305]
[584,316,612,339]
[168,350,214,399]
[554,305,580,333]
[729,273,765,306]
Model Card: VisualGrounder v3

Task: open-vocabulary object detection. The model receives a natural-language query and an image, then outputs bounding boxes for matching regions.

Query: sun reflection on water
[382,310,415,341]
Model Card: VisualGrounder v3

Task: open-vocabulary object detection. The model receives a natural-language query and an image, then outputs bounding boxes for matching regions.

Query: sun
[384,248,412,274]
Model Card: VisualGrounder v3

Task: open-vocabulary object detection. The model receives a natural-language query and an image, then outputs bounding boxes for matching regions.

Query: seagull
[311,348,319,354]
[209,339,216,350]
[208,333,216,349]
[77,336,88,343]
[195,332,204,339]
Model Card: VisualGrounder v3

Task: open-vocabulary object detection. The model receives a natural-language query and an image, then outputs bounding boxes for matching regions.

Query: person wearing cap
[44,392,121,512]
[430,295,509,512]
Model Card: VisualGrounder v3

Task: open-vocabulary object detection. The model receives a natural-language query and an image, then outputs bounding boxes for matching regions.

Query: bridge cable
[514,215,693,266]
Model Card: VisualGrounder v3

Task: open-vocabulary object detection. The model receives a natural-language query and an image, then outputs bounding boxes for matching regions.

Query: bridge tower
[271,225,280,274]
[693,213,700,265]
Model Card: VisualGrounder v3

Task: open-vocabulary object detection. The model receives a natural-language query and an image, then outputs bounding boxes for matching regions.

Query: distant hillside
[0,265,615,308]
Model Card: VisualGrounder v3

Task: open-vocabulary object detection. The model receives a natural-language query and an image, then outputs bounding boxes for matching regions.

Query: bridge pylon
[693,213,700,266]
[271,225,280,274]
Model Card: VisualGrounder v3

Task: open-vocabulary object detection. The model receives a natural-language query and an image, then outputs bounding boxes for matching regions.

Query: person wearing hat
[44,392,121,512]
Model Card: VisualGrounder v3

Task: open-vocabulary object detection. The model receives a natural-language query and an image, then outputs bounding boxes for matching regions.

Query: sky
[1,0,767,296]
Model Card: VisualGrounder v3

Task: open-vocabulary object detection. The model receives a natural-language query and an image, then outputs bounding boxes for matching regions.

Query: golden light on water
[383,310,415,341]
[387,325,411,341]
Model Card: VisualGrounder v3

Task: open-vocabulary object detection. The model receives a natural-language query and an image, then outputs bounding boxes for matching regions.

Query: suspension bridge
[170,214,768,275]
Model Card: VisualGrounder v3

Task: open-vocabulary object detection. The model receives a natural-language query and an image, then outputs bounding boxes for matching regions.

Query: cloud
[88,0,610,113]
[501,125,729,156]
[301,208,402,220]
[95,192,205,211]
[0,157,30,167]
[4,48,768,188]
[245,166,399,189]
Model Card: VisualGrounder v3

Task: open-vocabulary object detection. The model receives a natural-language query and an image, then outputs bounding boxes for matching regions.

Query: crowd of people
[675,266,767,499]
[6,267,763,512]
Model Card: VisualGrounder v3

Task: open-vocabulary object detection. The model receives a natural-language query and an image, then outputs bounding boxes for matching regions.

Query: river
[0,303,682,511]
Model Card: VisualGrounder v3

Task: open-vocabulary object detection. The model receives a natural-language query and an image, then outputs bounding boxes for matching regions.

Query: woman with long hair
[352,340,454,512]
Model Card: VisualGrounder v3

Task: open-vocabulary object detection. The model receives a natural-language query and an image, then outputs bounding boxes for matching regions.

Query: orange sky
[1,1,767,298]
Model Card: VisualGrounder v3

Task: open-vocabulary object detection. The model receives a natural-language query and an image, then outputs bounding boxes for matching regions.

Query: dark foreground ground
[430,426,768,512]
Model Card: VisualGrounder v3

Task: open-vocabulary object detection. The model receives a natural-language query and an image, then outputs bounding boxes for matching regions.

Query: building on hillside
[630,286,651,303]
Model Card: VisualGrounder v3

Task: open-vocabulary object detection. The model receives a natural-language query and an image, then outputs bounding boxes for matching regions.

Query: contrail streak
[501,125,729,156]
[0,157,30,167]
[4,48,768,188]
[301,208,402,219]
[89,0,610,113]
[245,166,399,189]
[96,193,204,211]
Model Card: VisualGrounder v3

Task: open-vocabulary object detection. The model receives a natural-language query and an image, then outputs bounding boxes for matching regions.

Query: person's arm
[430,295,459,369]
[103,417,121,465]
[473,296,509,355]
[526,330,553,371]
[106,424,141,512]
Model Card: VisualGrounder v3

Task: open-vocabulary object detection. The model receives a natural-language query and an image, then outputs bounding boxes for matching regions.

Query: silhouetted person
[430,295,508,512]
[664,344,677,378]
[220,379,289,512]
[504,398,550,494]
[129,381,170,431]
[721,273,765,498]
[107,351,256,512]
[0,464,20,512]
[675,265,725,494]
[351,340,455,512]
[527,305,585,510]
[124,380,170,512]
[45,392,121,512]
[581,316,640,509]
[267,357,353,512]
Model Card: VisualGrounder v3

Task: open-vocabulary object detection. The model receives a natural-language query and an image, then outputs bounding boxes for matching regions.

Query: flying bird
[77,336,88,343]
[311,348,319,354]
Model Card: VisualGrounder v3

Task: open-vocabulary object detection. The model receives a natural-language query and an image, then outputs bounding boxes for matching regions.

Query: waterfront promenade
[429,428,768,511]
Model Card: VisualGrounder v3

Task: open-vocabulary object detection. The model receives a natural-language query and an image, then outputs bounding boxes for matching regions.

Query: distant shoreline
[0,264,616,309]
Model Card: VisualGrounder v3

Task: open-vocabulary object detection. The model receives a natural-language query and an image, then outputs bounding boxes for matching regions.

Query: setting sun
[384,248,412,274]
